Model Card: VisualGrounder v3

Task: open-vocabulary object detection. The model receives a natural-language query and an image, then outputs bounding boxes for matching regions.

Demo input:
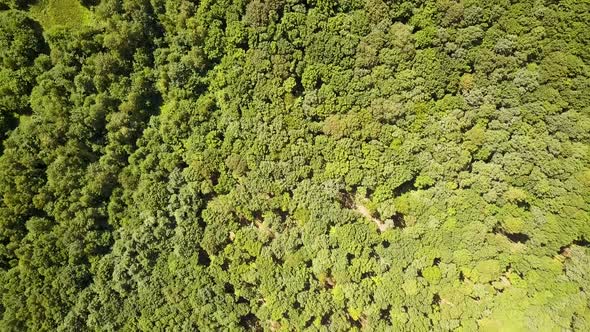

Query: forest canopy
[1,0,589,330]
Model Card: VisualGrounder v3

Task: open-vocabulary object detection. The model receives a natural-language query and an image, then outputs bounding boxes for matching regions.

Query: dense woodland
[0,0,589,330]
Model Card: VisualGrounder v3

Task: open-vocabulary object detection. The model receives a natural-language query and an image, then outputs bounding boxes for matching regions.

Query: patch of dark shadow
[417,269,423,277]
[309,114,322,123]
[217,18,227,33]
[393,179,417,197]
[303,316,314,329]
[526,52,540,64]
[292,78,304,98]
[380,306,392,321]
[346,253,355,262]
[361,271,376,279]
[368,249,378,259]
[224,283,234,294]
[234,35,249,51]
[459,271,465,282]
[252,210,263,221]
[339,190,355,209]
[461,162,473,173]
[198,250,211,266]
[391,6,412,24]
[292,242,304,251]
[244,256,256,264]
[201,191,216,202]
[93,243,112,256]
[210,170,220,186]
[189,82,210,98]
[574,237,590,247]
[273,208,289,222]
[94,217,112,231]
[514,269,524,278]
[432,293,441,307]
[516,200,530,210]
[481,151,495,163]
[198,220,207,229]
[391,212,406,228]
[382,240,390,248]
[305,260,312,268]
[347,313,362,328]
[237,217,250,226]
[239,313,260,330]
[402,305,408,313]
[146,251,159,262]
[433,257,441,266]
[176,160,188,170]
[321,313,331,325]
[505,232,530,244]
[271,254,283,265]
[237,296,249,304]
[302,281,311,291]
[221,260,229,271]
[493,225,530,243]
[293,301,301,309]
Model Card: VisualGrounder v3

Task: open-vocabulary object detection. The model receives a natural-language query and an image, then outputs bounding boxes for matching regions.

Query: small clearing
[30,0,93,30]
[352,199,396,232]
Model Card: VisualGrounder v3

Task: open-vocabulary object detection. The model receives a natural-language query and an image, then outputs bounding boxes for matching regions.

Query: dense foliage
[1,0,589,330]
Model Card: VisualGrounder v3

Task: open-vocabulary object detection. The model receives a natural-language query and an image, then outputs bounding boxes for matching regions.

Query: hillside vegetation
[0,0,589,330]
